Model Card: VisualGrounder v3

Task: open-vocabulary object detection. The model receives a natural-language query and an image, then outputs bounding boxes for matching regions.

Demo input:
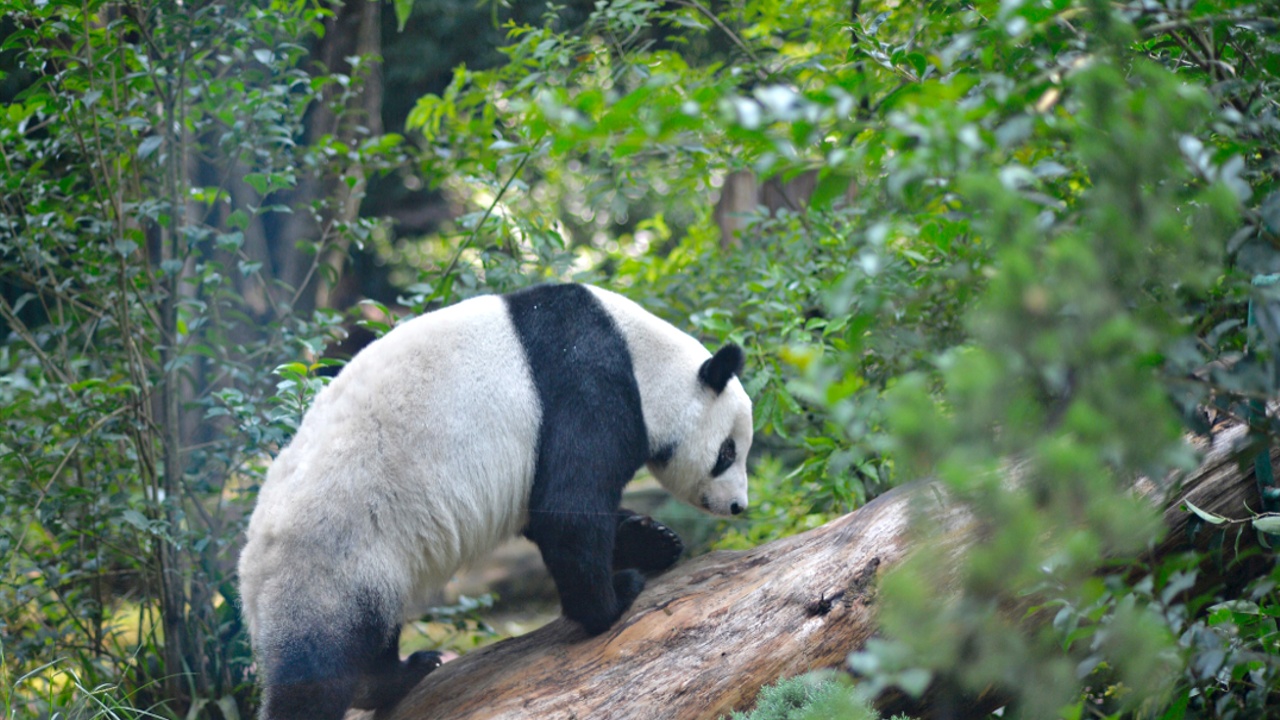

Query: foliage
[400,0,1280,716]
[0,0,396,717]
[722,672,906,720]
[3,0,1280,717]
[402,593,504,656]
[3,652,166,720]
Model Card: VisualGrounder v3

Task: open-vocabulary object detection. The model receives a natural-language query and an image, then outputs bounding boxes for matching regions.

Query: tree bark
[714,170,856,248]
[275,0,384,314]
[380,421,1271,720]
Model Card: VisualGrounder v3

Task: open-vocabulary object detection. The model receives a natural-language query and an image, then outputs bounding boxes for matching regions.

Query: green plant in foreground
[0,0,399,716]
[724,673,912,720]
[1,647,166,720]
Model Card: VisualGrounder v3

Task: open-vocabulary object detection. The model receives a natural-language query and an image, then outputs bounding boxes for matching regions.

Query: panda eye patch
[711,438,736,477]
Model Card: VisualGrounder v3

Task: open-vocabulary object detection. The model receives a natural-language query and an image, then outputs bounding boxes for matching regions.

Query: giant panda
[237,282,753,720]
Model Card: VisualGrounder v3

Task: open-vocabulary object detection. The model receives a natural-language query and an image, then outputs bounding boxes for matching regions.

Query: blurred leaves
[401,0,1280,716]
[0,0,391,716]
[2,0,1279,716]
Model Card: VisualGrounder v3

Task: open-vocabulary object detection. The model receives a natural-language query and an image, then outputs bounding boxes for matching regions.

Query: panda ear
[698,344,744,394]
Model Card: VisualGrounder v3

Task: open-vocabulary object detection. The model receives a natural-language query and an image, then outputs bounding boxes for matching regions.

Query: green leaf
[275,362,310,380]
[393,0,414,31]
[1251,515,1280,534]
[217,231,245,251]
[1185,499,1229,525]
[138,135,163,159]
[243,172,271,195]
[121,509,150,532]
[810,171,852,210]
[69,378,105,392]
[226,209,251,231]
[895,668,932,697]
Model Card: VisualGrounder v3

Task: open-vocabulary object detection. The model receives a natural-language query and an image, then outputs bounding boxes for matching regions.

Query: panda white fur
[237,283,753,719]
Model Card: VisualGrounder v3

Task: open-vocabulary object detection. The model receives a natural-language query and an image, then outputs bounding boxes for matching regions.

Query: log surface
[383,488,920,720]
[382,421,1269,720]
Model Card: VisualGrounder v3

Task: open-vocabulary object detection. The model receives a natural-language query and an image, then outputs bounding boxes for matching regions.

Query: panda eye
[711,438,736,477]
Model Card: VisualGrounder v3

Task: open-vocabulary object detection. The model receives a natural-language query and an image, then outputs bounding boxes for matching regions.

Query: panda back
[241,294,542,611]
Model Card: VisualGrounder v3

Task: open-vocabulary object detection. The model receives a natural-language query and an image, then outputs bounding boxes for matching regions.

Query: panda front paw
[613,510,685,574]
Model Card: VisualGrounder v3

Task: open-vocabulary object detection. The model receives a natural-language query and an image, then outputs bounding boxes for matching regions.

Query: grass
[2,645,168,720]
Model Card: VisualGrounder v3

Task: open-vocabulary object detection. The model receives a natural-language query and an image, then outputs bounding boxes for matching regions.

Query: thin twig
[437,138,542,291]
[1139,15,1275,39]
[0,294,72,386]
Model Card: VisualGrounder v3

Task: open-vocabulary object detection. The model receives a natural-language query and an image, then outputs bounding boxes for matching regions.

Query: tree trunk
[380,421,1270,720]
[275,0,384,314]
[713,169,854,248]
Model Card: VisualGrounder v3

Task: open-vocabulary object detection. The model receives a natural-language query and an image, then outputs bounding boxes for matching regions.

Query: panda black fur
[237,283,753,720]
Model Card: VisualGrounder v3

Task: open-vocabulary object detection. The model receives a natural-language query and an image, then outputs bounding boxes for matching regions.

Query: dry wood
[379,422,1271,720]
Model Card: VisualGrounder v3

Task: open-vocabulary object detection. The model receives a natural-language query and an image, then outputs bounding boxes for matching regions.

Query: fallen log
[380,422,1271,720]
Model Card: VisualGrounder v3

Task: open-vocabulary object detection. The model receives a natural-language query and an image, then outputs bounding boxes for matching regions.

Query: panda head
[648,344,753,517]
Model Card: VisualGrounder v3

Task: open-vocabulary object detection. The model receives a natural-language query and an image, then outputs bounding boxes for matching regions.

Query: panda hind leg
[261,667,356,720]
[613,508,684,574]
[351,632,443,711]
[259,623,365,720]
[260,597,439,719]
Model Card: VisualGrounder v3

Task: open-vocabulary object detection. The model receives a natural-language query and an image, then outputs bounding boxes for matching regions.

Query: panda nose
[730,501,743,515]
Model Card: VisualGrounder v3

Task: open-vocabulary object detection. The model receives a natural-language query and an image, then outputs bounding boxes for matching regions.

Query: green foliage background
[3,0,1280,718]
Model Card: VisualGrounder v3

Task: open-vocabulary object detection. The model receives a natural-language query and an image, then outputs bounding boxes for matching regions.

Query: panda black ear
[698,344,744,394]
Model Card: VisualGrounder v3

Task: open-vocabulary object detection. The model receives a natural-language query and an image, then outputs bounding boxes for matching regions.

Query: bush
[400,0,1280,715]
[725,673,909,720]
[0,0,396,716]
[3,0,1278,717]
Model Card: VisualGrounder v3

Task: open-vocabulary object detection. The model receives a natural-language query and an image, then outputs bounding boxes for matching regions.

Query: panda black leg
[527,513,642,635]
[262,672,357,720]
[260,624,365,720]
[613,508,684,574]
[611,567,646,618]
[351,629,443,711]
